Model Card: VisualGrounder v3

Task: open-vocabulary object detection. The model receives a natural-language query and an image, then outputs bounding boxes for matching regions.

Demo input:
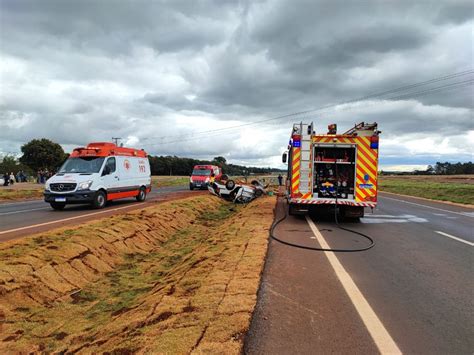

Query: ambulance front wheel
[136,187,147,202]
[92,191,106,209]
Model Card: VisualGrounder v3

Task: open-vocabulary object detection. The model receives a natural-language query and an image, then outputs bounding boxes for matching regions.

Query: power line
[140,75,473,147]
[141,69,474,142]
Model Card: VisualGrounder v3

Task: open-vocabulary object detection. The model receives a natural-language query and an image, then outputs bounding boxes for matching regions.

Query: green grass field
[378,176,474,205]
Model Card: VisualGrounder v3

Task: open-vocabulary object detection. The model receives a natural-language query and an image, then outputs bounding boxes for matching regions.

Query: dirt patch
[0,183,44,201]
[0,194,275,353]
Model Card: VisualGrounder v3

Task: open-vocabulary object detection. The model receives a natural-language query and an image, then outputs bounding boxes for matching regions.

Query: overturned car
[208,179,267,203]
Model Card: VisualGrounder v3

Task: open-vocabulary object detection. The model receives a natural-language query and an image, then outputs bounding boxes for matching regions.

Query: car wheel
[92,191,106,209]
[50,202,66,210]
[225,180,236,190]
[255,189,264,197]
[136,187,147,202]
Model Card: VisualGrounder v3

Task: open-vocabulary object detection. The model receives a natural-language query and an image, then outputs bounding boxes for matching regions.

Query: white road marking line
[381,196,472,217]
[0,207,49,216]
[362,214,428,224]
[0,203,146,235]
[305,216,401,354]
[435,231,474,247]
[362,218,408,224]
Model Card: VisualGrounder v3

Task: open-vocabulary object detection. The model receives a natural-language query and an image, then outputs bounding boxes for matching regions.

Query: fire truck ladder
[298,123,312,198]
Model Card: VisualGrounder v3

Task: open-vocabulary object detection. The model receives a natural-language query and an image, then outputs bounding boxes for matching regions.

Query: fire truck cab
[44,142,151,210]
[283,122,380,218]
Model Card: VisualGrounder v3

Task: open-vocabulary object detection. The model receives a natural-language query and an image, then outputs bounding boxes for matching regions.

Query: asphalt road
[0,185,202,242]
[245,192,473,354]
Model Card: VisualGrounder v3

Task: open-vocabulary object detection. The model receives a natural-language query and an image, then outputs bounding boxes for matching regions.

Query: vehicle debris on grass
[0,194,275,353]
[209,179,270,203]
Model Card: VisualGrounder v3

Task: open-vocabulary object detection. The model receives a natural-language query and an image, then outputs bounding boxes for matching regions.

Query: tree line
[1,138,284,177]
[2,138,471,177]
[148,155,284,176]
[380,162,474,175]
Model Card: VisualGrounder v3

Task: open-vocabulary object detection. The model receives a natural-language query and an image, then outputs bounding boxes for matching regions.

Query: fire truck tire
[136,187,146,202]
[189,184,194,190]
[92,191,106,209]
[225,180,236,190]
[288,204,297,216]
[50,202,66,210]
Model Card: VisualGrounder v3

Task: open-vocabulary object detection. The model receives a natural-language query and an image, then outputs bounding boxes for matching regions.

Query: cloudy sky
[0,0,472,170]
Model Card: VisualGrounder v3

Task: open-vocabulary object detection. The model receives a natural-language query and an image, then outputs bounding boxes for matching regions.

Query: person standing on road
[278,174,283,186]
[9,172,15,185]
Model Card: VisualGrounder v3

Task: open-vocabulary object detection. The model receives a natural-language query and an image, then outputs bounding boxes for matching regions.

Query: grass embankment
[152,176,189,188]
[0,183,44,202]
[379,175,474,205]
[0,195,274,353]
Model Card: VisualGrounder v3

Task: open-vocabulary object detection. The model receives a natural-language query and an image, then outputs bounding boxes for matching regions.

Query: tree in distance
[20,139,67,172]
[212,156,227,166]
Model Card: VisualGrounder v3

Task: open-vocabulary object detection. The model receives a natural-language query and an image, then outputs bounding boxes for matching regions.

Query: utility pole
[111,137,122,146]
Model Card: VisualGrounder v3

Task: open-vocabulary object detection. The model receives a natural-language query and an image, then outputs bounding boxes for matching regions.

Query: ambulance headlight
[78,180,93,190]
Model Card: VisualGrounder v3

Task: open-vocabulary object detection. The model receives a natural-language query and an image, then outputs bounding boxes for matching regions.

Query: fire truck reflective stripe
[357,139,377,162]
[291,173,300,192]
[357,158,377,182]
[292,161,301,173]
[292,199,376,208]
[291,148,301,194]
[301,192,312,199]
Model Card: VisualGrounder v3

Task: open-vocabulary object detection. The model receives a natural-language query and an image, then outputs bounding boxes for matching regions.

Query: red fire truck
[283,122,380,218]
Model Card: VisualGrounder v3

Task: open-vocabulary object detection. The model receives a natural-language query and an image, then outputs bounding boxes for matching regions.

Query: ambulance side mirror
[282,152,287,164]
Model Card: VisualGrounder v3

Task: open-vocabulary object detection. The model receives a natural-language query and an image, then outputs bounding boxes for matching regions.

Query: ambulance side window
[106,157,116,173]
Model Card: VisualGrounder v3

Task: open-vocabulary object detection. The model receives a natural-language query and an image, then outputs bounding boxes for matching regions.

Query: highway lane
[246,193,473,354]
[0,185,201,242]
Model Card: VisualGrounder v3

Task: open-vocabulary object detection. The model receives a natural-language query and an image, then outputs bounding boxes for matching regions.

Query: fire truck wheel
[92,191,106,209]
[288,204,296,216]
[225,180,236,190]
[50,202,65,210]
[136,187,147,202]
[189,184,194,190]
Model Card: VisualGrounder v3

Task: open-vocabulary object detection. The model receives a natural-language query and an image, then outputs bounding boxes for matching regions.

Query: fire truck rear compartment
[313,146,356,200]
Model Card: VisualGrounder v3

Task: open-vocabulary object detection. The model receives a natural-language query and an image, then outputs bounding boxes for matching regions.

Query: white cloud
[0,0,472,168]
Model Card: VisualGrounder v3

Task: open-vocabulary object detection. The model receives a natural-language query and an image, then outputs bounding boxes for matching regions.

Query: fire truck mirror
[282,152,288,164]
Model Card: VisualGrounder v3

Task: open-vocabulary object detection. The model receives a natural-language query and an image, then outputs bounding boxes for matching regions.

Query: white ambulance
[44,142,151,210]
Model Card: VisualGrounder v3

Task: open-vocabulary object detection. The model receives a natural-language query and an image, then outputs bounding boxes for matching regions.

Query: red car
[190,165,222,190]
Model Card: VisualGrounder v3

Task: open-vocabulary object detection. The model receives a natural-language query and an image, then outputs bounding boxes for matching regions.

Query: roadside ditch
[0,195,275,353]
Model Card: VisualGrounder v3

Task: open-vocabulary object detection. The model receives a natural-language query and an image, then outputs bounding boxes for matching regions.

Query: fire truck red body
[284,122,380,217]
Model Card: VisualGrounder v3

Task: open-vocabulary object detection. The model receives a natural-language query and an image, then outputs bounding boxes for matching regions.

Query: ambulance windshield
[192,169,211,176]
[59,157,105,174]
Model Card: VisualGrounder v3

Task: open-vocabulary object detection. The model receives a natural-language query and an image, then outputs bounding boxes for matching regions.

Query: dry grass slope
[0,195,275,353]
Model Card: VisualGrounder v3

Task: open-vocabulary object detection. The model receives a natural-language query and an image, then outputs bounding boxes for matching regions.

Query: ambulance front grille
[50,183,77,192]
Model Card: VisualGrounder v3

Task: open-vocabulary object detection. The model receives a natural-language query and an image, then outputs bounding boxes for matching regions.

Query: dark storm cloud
[0,0,472,168]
